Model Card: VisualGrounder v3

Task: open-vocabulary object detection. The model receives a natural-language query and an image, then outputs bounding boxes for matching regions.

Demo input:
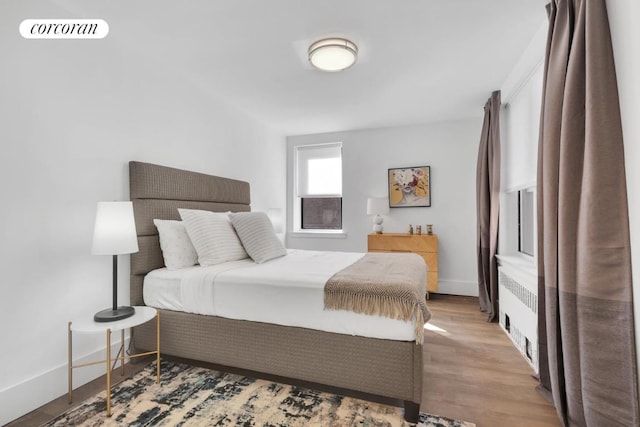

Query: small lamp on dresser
[267,208,285,244]
[91,201,139,322]
[267,208,284,234]
[367,197,390,234]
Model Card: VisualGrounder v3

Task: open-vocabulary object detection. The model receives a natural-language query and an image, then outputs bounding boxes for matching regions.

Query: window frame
[292,142,343,234]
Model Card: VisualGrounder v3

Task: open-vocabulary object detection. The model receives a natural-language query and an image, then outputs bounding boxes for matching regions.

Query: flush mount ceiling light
[308,38,358,72]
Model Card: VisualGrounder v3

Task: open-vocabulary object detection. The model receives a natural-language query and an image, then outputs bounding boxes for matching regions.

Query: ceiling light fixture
[308,38,358,72]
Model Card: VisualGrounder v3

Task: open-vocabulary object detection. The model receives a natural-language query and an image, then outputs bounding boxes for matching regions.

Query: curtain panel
[537,0,639,425]
[476,91,501,322]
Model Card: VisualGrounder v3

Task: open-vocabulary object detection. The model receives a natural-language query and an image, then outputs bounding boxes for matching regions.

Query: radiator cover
[498,264,538,373]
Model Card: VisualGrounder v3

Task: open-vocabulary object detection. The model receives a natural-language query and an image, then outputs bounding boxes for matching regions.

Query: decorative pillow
[230,212,287,264]
[153,219,199,270]
[178,209,248,266]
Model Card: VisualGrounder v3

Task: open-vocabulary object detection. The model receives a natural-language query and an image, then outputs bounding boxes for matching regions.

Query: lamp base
[373,215,384,234]
[94,306,135,322]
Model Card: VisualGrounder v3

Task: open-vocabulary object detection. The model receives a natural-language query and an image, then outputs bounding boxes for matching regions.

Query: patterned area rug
[44,360,474,426]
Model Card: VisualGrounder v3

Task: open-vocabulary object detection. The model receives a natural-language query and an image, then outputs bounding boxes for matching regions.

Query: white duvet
[144,249,416,341]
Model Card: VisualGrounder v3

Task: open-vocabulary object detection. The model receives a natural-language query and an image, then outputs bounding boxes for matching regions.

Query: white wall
[0,7,285,425]
[606,0,640,387]
[286,119,482,296]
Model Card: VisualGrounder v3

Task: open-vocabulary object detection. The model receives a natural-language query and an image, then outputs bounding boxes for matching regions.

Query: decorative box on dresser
[367,233,438,296]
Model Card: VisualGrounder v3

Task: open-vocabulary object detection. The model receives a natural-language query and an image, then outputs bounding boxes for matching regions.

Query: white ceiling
[54,0,548,135]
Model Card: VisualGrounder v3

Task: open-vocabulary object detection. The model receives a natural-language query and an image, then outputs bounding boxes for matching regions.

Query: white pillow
[153,219,198,270]
[230,212,287,264]
[178,209,248,266]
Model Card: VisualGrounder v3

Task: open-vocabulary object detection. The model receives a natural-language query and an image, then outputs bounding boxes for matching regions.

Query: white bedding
[144,249,416,341]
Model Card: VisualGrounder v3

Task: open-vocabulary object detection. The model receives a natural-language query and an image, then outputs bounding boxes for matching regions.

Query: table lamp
[367,197,390,234]
[267,208,284,234]
[91,201,139,322]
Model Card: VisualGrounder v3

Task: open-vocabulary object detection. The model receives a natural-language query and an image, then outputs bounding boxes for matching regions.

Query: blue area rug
[44,359,474,426]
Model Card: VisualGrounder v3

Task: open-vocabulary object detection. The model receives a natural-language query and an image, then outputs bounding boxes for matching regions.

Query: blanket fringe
[325,291,426,344]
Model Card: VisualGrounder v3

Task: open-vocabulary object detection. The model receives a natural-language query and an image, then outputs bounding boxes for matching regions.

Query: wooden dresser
[367,233,438,294]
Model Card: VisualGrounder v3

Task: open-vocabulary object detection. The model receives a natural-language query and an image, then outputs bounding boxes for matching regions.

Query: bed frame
[128,161,423,421]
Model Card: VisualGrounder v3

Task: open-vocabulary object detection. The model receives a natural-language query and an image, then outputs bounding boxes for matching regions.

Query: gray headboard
[129,161,251,306]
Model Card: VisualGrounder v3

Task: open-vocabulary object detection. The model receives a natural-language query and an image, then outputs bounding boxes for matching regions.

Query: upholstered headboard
[129,161,251,306]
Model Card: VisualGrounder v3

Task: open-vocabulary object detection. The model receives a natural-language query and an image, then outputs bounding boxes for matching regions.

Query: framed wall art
[388,166,431,208]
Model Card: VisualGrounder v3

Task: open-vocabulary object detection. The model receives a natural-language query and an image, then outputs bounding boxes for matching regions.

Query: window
[518,188,534,256]
[294,143,342,231]
[301,198,342,229]
[503,186,536,258]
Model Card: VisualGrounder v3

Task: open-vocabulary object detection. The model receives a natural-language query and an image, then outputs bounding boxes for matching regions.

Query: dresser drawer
[417,252,438,272]
[367,234,437,252]
[427,272,438,292]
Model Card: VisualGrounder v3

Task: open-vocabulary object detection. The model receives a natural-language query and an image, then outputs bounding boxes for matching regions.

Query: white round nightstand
[68,306,160,417]
[71,306,157,334]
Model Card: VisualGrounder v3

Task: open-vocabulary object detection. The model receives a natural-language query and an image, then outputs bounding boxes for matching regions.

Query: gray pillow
[178,209,248,266]
[230,212,287,264]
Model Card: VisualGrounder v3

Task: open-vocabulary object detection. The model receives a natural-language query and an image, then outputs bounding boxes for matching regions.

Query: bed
[128,161,425,422]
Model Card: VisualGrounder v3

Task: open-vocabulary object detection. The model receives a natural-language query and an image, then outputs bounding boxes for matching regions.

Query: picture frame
[388,166,431,208]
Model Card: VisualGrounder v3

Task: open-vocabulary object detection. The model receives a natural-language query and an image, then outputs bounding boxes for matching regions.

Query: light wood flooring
[8,294,559,427]
[422,295,559,426]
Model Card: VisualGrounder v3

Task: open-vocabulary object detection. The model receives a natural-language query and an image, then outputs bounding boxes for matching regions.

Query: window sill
[496,254,537,279]
[289,231,348,239]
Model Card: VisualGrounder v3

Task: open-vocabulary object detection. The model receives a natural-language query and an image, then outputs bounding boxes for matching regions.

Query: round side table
[68,306,160,417]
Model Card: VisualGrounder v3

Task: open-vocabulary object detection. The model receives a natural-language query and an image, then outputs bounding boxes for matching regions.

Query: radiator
[498,265,538,373]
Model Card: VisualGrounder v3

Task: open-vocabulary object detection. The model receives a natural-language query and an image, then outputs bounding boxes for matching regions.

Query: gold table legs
[67,312,160,417]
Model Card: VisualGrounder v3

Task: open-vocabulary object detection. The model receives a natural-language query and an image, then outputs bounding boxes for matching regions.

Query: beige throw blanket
[324,253,431,344]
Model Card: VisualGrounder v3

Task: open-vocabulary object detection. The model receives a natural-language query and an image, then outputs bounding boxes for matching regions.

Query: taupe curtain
[476,90,501,322]
[537,0,639,425]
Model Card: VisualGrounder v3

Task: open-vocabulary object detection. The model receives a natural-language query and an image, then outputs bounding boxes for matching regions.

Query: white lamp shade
[367,197,390,215]
[267,208,284,234]
[91,201,139,255]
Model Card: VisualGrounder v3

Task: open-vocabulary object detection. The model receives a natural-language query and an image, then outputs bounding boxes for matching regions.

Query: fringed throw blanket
[324,253,431,344]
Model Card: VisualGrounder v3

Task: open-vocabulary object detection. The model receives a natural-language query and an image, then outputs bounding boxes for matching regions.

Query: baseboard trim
[433,280,478,297]
[0,338,129,425]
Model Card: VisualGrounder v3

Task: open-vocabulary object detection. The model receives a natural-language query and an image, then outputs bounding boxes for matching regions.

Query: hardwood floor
[8,295,559,426]
[422,294,560,427]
